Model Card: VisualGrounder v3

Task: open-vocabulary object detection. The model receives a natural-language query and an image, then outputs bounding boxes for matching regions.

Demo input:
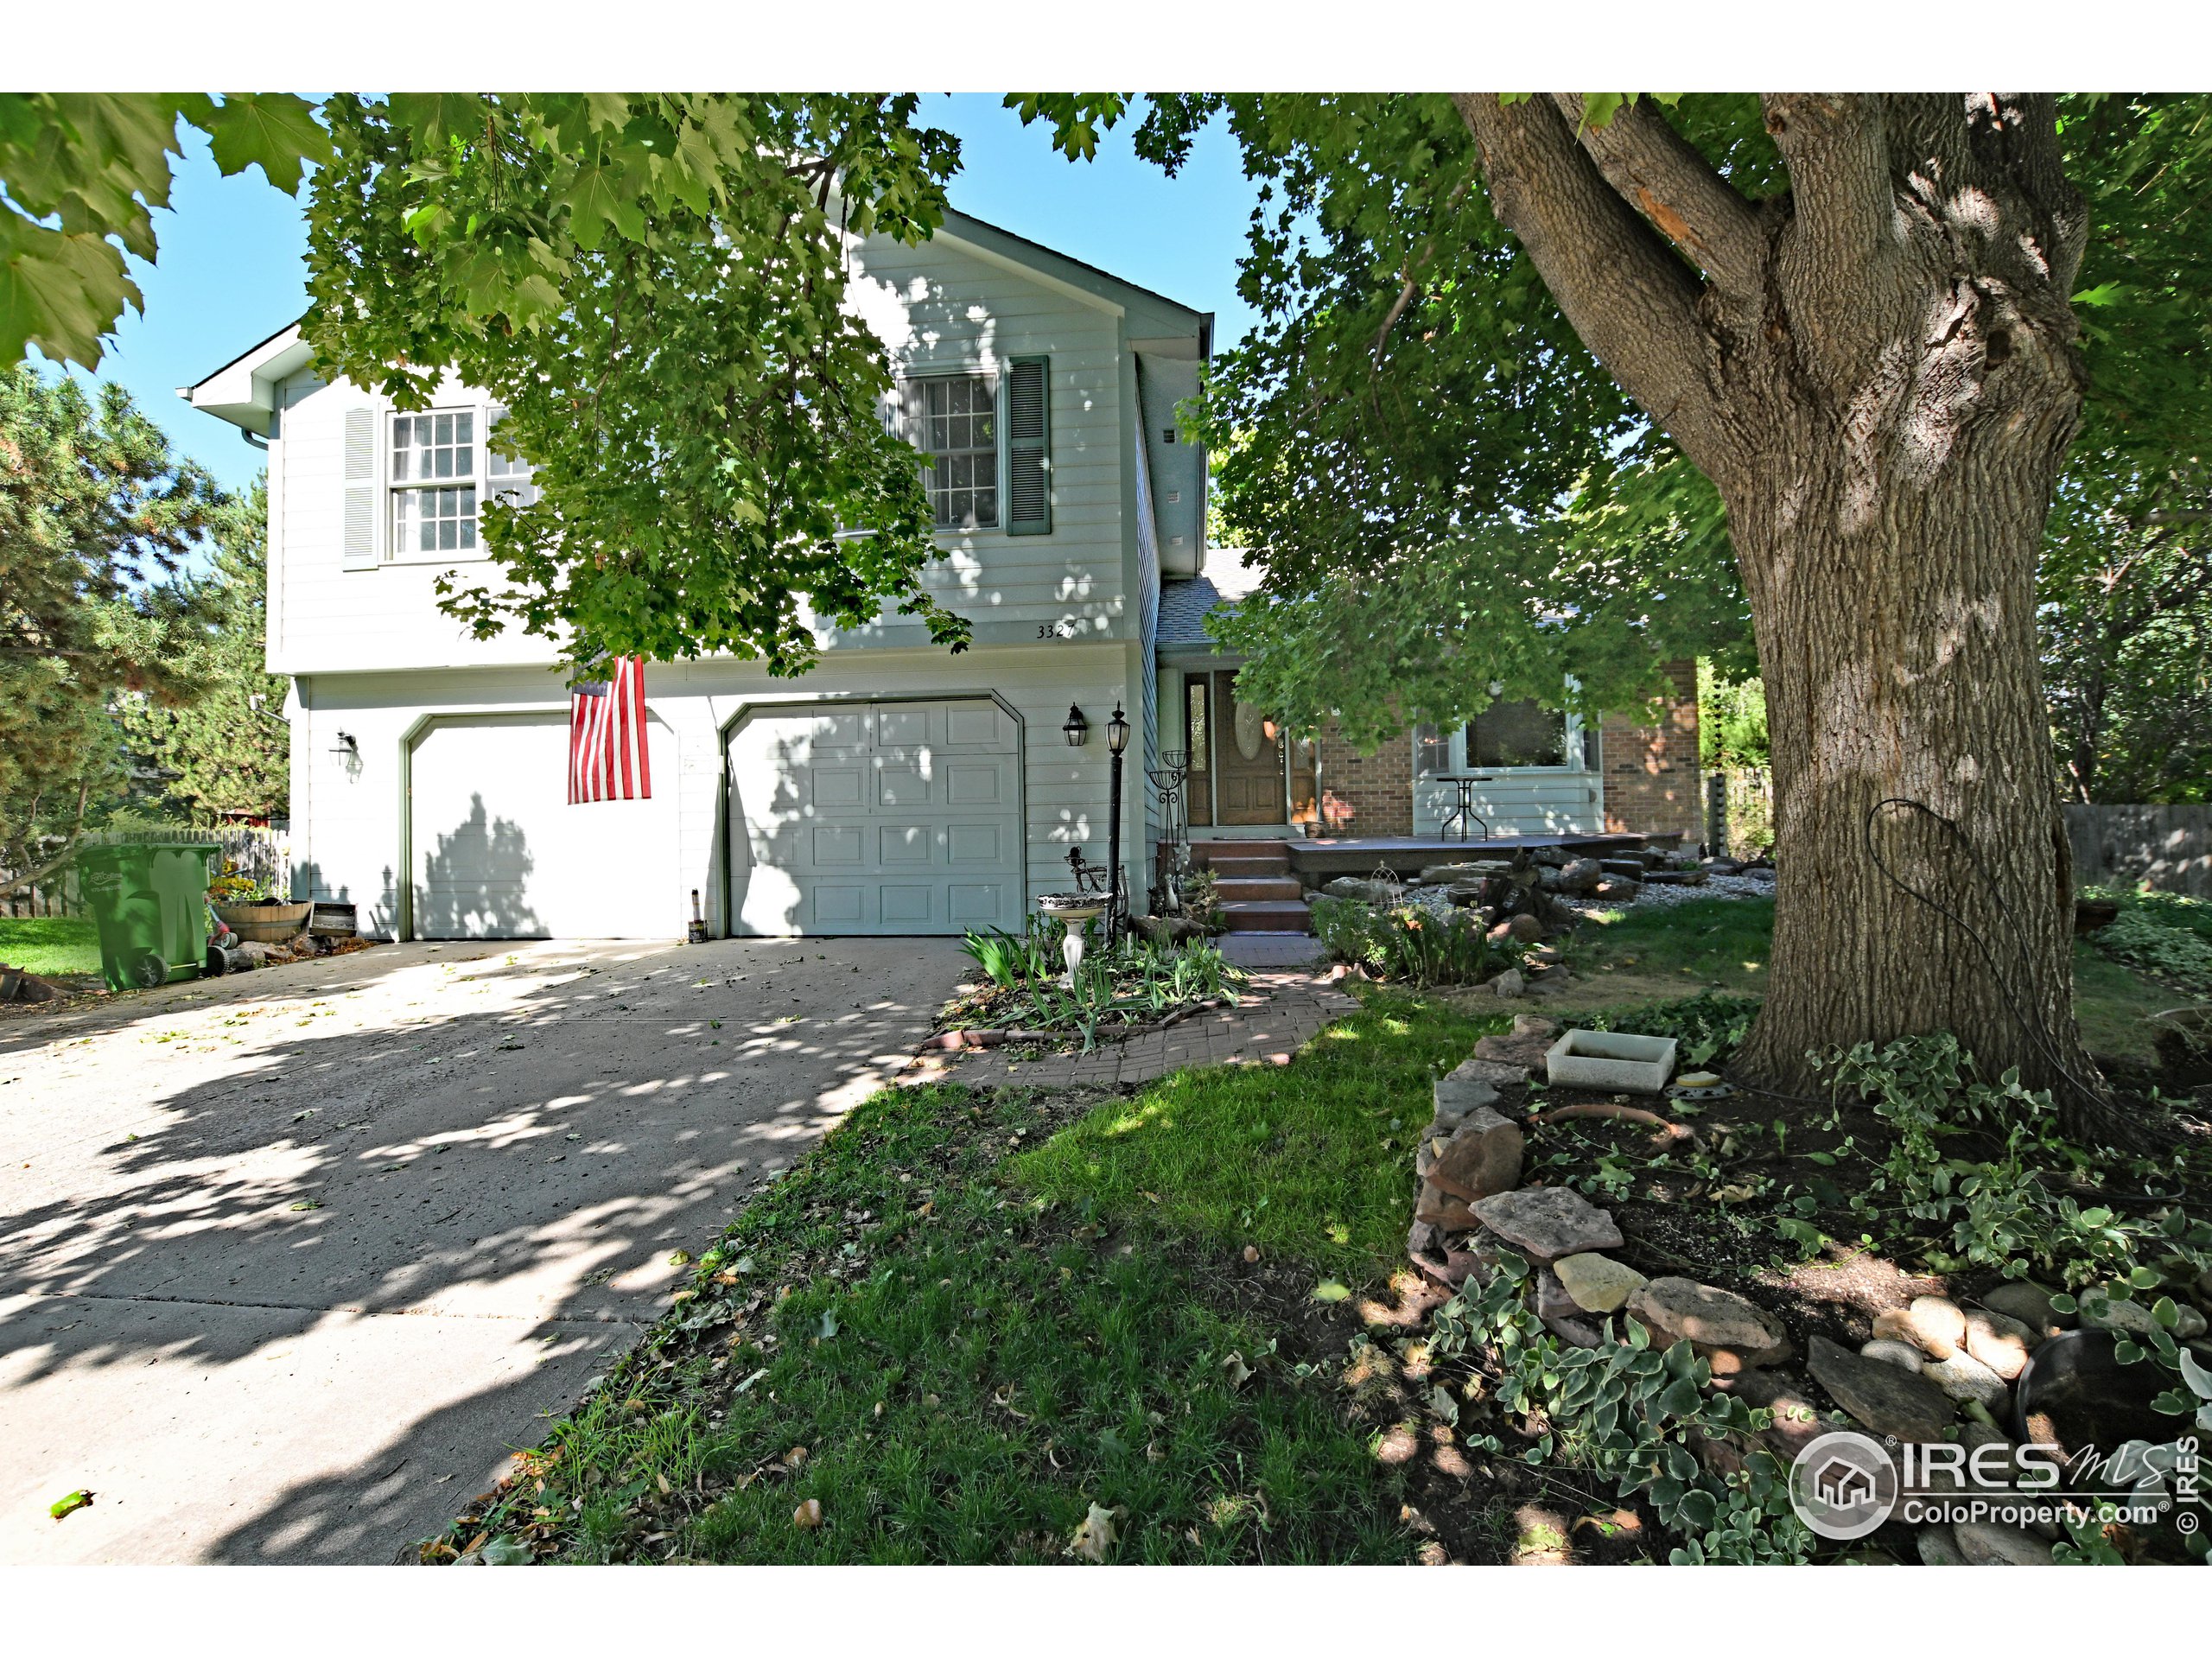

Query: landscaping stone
[1642,868,1709,886]
[1441,1057,1534,1094]
[1322,877,1398,904]
[1556,856,1602,893]
[1859,1338,1927,1374]
[1408,1221,1442,1257]
[1729,1370,1828,1458]
[1507,912,1544,944]
[1963,1308,2040,1381]
[1599,858,1646,878]
[1808,1334,1957,1442]
[1471,1017,1557,1072]
[1954,1522,2056,1566]
[1491,969,1526,999]
[1427,1107,1524,1204]
[1414,1180,1479,1233]
[1419,861,1510,885]
[1432,1066,1503,1128]
[1977,1283,2066,1338]
[1625,1277,1790,1367]
[1554,1252,1646,1314]
[2079,1284,2209,1340]
[1921,1349,2012,1409]
[1471,1185,1624,1262]
[1917,1525,1969,1566]
[1910,1295,1970,1357]
[1591,879,1642,902]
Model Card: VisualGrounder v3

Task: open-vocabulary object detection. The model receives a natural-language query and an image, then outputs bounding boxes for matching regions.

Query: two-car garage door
[728,698,1024,937]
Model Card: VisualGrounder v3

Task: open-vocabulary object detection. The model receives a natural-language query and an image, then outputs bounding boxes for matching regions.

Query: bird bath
[1036,895,1105,987]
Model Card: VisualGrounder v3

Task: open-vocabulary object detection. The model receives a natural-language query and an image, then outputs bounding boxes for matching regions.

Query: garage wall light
[1063,704,1089,747]
[330,730,359,759]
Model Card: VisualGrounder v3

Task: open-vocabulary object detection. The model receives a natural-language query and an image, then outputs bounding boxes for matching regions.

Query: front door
[1212,670,1285,825]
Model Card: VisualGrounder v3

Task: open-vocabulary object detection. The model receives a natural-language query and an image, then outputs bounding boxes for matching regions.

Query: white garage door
[409,713,678,938]
[728,698,1023,936]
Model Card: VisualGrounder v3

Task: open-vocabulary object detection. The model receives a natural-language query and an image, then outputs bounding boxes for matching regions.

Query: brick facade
[1313,720,1414,836]
[1300,662,1702,843]
[1598,658,1703,843]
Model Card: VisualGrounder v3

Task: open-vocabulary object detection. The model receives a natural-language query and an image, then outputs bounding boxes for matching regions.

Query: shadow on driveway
[0,936,967,1562]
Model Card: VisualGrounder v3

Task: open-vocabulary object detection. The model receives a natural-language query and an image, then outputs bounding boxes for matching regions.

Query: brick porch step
[1213,876,1305,903]
[1209,855,1290,879]
[1218,899,1314,934]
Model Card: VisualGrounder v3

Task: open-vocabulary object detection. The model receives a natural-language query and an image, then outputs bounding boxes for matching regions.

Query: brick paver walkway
[911,969,1360,1090]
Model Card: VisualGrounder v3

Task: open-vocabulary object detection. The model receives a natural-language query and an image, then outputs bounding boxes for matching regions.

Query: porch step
[1208,855,1290,879]
[1218,899,1314,935]
[1213,876,1304,903]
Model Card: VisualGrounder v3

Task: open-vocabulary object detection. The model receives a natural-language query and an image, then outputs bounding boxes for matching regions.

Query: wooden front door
[1212,671,1286,825]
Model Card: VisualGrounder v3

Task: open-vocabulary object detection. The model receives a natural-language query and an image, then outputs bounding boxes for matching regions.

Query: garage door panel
[729,697,1021,936]
[410,714,677,940]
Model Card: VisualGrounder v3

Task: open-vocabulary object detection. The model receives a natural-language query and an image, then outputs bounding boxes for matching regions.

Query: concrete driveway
[0,935,966,1563]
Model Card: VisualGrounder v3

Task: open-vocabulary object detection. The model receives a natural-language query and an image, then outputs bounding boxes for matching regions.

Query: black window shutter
[1007,355,1051,535]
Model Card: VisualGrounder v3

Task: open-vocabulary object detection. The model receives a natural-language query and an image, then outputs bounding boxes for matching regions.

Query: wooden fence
[2065,804,2212,899]
[2,826,290,918]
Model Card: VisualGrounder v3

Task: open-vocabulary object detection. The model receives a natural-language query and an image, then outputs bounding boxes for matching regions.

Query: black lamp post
[1106,702,1130,941]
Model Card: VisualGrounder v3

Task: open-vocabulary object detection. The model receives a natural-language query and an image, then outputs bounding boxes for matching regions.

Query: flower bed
[945,916,1244,1051]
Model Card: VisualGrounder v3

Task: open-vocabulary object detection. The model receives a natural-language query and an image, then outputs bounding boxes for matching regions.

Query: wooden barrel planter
[214,900,313,944]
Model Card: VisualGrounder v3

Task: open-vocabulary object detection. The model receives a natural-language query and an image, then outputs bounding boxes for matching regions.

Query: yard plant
[956,920,1242,1050]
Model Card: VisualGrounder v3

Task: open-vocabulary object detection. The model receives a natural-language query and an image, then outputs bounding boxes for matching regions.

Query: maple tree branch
[1552,95,1765,299]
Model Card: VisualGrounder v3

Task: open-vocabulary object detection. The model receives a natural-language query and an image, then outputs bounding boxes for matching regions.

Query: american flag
[569,656,652,804]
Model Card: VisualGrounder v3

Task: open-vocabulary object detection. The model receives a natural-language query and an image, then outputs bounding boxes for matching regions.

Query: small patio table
[1439,775,1494,842]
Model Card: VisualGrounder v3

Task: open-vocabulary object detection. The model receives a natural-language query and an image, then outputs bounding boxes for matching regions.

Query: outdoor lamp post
[1106,703,1129,941]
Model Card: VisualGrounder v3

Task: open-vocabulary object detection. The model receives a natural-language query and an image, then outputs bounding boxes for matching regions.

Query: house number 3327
[1036,621,1078,639]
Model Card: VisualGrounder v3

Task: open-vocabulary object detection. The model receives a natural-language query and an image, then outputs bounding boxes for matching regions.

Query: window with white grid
[390,410,478,555]
[486,405,540,510]
[905,374,997,531]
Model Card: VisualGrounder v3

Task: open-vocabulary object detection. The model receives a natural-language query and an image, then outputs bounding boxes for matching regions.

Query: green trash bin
[77,841,220,992]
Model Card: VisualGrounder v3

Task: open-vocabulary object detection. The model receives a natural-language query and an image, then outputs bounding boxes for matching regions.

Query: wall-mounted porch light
[331,730,359,759]
[1063,704,1090,747]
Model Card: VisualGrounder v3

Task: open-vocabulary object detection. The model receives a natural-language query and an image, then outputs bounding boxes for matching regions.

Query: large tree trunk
[1456,93,2117,1132]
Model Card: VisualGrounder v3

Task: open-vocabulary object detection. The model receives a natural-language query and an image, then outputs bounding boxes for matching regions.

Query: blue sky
[73,94,1263,498]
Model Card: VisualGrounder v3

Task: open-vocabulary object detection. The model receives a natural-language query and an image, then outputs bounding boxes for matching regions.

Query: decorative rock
[1440,1056,1529,1094]
[1643,868,1709,886]
[1535,1266,1580,1324]
[1979,1281,2066,1338]
[1921,1349,2011,1410]
[1427,1107,1524,1205]
[1491,969,1526,1000]
[1599,859,1646,878]
[1471,1185,1624,1263]
[1554,1252,1647,1314]
[1954,1521,2056,1566]
[1431,1069,1501,1130]
[1808,1334,1957,1442]
[1962,1308,2039,1381]
[1556,856,1602,893]
[1471,1024,1554,1072]
[1917,1525,1969,1566]
[1407,1221,1442,1257]
[1506,912,1544,944]
[1323,876,1397,904]
[1591,878,1642,902]
[1414,1180,1478,1233]
[2079,1284,2209,1340]
[1418,861,1510,885]
[1905,1295,1968,1359]
[1729,1371,1828,1459]
[1626,1277,1790,1367]
[1859,1338,1927,1375]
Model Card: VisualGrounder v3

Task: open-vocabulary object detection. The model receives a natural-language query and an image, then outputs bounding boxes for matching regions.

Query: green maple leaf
[201,93,333,194]
[0,217,137,367]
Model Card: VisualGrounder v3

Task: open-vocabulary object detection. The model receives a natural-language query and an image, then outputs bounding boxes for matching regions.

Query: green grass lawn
[0,915,99,977]
[434,1007,1504,1566]
[1559,893,2179,1063]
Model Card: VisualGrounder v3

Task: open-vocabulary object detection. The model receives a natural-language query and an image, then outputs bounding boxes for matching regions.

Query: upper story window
[905,374,998,531]
[391,410,477,556]
[384,406,540,560]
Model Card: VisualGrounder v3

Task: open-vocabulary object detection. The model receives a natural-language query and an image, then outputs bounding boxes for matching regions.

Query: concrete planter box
[1545,1029,1678,1094]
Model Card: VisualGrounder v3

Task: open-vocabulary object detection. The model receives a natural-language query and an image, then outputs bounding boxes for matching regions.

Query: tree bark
[1457,93,2120,1132]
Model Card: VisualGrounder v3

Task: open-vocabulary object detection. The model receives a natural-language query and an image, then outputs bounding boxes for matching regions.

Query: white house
[188,209,1207,941]
[188,207,1698,943]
